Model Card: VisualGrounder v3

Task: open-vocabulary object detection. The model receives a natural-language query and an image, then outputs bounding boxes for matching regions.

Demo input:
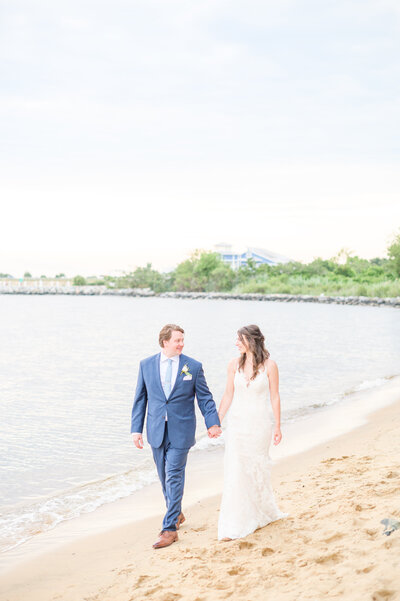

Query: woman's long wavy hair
[238,324,270,380]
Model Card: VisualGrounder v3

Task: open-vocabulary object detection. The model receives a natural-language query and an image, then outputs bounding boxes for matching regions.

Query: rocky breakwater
[1,283,399,308]
[158,291,400,308]
[0,284,155,296]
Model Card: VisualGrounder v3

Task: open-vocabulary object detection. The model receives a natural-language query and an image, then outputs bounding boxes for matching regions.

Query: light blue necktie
[163,358,173,398]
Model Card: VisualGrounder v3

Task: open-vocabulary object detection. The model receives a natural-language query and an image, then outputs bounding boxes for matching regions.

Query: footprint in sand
[365,529,378,539]
[375,486,400,497]
[298,511,316,519]
[144,585,163,596]
[355,503,376,511]
[261,547,275,556]
[323,532,344,543]
[300,536,312,544]
[314,551,342,565]
[321,455,352,465]
[118,567,135,576]
[227,566,246,576]
[372,590,396,600]
[356,565,375,574]
[238,541,254,550]
[214,581,231,590]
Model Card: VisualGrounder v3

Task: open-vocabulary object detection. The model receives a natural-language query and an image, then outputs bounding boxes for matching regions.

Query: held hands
[133,427,222,445]
[208,425,222,439]
[132,433,144,449]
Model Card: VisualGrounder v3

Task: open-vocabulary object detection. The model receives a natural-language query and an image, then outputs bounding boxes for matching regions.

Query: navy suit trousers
[151,422,190,531]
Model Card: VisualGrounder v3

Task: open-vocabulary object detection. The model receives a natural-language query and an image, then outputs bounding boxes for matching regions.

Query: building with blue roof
[215,244,291,269]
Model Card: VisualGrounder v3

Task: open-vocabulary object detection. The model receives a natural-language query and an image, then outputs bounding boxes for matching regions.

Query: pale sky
[1,0,400,276]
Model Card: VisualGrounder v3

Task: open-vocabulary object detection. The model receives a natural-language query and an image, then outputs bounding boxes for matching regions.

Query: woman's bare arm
[267,359,282,445]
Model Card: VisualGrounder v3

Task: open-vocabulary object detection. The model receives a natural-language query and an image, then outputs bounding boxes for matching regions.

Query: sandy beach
[2,393,400,601]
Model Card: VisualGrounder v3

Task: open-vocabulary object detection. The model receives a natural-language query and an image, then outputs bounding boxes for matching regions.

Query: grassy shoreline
[234,275,400,297]
[108,248,400,298]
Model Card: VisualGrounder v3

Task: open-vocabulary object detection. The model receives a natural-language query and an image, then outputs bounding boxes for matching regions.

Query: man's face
[163,331,184,357]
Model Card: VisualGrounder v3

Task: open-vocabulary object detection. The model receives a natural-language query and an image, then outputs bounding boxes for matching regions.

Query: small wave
[0,461,158,554]
[0,436,225,554]
[349,378,389,393]
[283,375,396,423]
[193,432,225,451]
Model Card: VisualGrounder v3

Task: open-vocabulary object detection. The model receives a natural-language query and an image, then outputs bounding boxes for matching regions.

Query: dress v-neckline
[238,368,265,388]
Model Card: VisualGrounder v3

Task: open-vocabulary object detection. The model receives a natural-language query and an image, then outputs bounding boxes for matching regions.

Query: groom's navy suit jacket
[131,352,220,449]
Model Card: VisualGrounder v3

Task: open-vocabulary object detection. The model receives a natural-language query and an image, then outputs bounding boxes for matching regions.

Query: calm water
[1,295,399,552]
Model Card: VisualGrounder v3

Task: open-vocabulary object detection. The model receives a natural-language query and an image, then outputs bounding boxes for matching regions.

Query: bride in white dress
[217,324,288,541]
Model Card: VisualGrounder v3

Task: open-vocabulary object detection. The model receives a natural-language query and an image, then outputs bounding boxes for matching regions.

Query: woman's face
[235,334,248,353]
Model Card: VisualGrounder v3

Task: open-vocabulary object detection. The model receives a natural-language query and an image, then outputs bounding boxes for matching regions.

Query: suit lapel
[155,353,166,399]
[169,354,185,398]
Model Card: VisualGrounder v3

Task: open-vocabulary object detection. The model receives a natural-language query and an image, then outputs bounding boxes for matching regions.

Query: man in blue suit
[131,323,222,549]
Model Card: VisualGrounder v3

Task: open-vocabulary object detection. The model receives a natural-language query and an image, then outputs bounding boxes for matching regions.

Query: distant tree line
[102,230,400,298]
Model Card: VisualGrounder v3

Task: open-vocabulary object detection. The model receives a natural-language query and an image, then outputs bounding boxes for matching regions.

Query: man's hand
[207,425,222,439]
[132,433,144,449]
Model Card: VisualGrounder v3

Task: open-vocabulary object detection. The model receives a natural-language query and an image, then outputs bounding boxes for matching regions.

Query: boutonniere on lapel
[181,364,192,380]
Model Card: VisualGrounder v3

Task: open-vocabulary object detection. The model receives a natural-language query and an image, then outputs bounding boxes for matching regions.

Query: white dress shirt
[132,352,180,435]
[160,352,180,421]
[160,351,179,393]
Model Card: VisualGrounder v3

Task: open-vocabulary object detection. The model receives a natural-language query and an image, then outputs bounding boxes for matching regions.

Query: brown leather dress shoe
[152,530,178,549]
[176,512,186,530]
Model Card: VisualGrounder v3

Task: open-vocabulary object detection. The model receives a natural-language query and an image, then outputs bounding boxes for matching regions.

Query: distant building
[215,243,291,269]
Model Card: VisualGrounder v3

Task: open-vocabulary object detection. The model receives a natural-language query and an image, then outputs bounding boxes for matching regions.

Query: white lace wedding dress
[218,366,288,540]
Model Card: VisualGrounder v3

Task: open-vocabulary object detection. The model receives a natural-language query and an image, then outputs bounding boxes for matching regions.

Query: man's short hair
[159,324,184,348]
